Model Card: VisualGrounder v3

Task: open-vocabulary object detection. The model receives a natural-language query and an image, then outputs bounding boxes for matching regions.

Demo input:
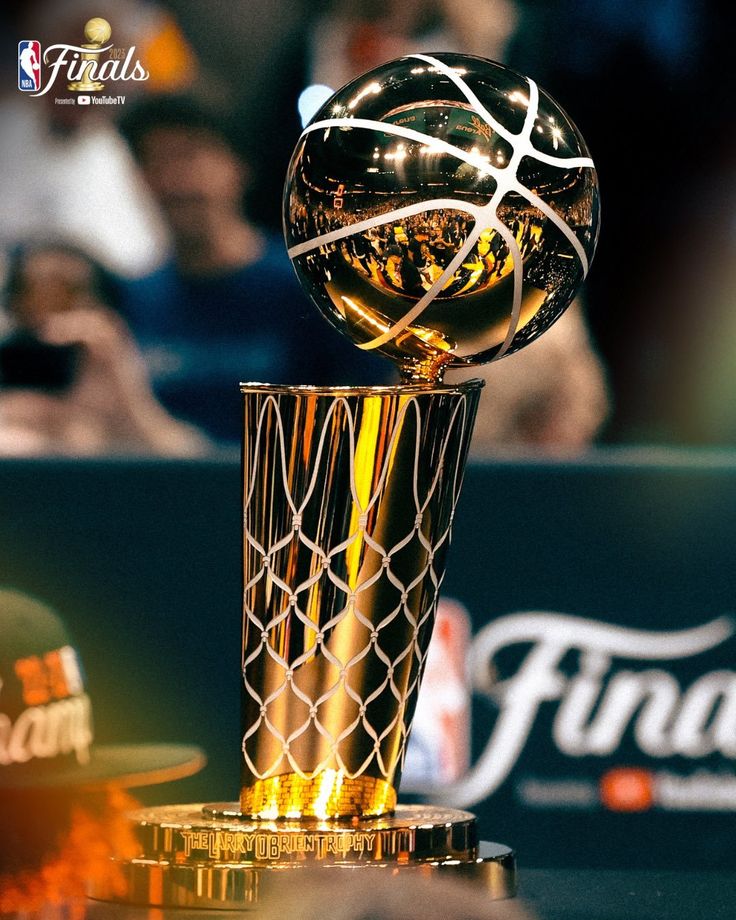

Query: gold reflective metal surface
[240,382,482,818]
[88,803,516,909]
[284,53,599,383]
[67,18,112,92]
[240,773,396,819]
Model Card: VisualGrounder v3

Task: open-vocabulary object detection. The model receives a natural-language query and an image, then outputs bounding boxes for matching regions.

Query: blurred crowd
[0,0,731,456]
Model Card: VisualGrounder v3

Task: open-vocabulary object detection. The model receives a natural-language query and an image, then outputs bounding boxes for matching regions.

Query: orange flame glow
[0,787,140,916]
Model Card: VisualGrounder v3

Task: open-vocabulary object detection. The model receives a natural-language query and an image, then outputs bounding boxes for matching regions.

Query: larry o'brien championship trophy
[96,53,598,909]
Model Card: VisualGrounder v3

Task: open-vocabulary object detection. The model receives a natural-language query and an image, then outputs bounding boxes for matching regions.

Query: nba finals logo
[17,17,149,100]
[18,40,41,92]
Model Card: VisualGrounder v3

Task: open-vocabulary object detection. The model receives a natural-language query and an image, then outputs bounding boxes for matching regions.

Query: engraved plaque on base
[88,804,515,908]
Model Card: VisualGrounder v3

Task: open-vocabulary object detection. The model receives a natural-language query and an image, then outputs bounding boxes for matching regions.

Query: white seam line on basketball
[408,53,518,145]
[490,73,539,358]
[515,184,589,276]
[302,118,502,179]
[490,220,524,360]
[521,150,593,169]
[408,54,593,170]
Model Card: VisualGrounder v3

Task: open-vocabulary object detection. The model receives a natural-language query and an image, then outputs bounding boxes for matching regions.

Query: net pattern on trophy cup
[241,389,474,790]
[287,53,595,364]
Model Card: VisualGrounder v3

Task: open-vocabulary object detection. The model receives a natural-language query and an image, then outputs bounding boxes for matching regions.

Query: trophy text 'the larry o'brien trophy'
[95,52,599,909]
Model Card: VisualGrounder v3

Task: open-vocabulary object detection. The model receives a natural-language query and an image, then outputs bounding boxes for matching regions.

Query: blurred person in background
[447,302,609,456]
[307,0,520,91]
[505,0,731,445]
[0,240,210,456]
[117,93,387,444]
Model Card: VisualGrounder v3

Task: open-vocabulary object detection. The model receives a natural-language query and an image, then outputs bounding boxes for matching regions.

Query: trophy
[93,53,598,909]
[67,18,112,93]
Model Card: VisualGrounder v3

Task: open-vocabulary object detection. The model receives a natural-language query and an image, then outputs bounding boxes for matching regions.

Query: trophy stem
[240,382,483,819]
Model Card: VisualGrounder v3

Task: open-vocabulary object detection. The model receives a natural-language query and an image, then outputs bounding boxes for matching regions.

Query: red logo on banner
[600,767,655,812]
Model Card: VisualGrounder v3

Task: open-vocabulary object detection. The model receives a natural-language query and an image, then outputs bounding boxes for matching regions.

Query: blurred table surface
[519,868,736,920]
[82,867,736,920]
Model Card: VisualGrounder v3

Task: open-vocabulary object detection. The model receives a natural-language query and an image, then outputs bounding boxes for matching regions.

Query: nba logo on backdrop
[18,41,41,91]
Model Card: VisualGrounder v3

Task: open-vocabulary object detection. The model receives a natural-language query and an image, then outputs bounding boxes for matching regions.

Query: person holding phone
[0,241,210,456]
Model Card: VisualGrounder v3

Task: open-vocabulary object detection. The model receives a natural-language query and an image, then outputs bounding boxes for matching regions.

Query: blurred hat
[0,588,205,790]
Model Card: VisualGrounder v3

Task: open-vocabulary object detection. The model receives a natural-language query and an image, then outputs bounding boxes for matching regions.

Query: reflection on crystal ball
[284,53,600,382]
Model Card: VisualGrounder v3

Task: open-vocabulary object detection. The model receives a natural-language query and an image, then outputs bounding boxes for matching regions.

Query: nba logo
[401,598,472,790]
[18,41,41,92]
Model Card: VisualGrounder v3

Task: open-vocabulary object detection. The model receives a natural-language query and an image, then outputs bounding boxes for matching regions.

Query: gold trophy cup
[67,17,112,93]
[93,52,598,909]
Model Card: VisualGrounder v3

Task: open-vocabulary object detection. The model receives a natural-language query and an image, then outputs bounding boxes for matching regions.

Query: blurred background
[0,0,732,454]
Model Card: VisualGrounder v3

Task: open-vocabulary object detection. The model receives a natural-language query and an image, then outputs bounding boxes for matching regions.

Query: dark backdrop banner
[0,451,734,868]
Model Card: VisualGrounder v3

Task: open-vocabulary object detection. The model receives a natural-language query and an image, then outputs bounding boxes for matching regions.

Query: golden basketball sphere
[284,53,599,382]
[84,17,112,45]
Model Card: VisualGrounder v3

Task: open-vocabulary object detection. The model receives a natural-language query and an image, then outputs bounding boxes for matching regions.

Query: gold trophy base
[89,803,516,909]
[68,81,105,92]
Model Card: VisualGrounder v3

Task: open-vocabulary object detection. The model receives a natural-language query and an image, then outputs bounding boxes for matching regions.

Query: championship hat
[0,587,205,789]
